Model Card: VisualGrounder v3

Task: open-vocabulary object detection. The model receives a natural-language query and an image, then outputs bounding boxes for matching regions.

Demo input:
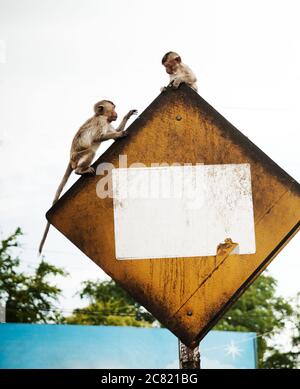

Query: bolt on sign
[47,84,300,347]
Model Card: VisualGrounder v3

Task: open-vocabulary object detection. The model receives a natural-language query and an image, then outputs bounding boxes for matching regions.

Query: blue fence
[0,324,256,369]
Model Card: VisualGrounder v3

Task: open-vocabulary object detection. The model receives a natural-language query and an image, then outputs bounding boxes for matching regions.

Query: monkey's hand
[160,86,167,93]
[117,129,129,138]
[171,78,182,89]
[125,110,138,120]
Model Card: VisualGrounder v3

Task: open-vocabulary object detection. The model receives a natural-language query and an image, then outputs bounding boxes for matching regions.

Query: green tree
[66,279,155,327]
[0,228,67,323]
[214,274,295,368]
[263,292,300,369]
[291,293,300,362]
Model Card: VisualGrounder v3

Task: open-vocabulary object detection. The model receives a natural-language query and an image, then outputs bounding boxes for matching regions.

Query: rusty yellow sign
[47,85,300,347]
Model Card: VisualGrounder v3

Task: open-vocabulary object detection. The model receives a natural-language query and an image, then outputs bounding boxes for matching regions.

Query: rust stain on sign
[46,84,300,347]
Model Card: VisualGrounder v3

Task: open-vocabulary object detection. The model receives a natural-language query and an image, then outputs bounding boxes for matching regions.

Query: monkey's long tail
[38,163,73,255]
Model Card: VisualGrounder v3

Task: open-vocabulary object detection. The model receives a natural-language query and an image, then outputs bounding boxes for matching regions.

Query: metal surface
[46,84,300,347]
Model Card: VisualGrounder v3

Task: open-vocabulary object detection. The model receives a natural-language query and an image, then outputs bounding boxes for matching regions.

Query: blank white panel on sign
[112,164,256,260]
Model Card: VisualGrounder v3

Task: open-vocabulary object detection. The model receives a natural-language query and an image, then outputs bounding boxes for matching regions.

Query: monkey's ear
[94,103,104,115]
[175,56,182,63]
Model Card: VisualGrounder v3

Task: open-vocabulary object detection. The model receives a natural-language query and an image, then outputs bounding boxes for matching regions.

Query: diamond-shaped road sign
[46,84,300,347]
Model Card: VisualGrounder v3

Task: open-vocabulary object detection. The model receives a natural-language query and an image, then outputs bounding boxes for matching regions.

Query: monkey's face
[106,104,118,122]
[163,57,181,75]
[94,100,117,121]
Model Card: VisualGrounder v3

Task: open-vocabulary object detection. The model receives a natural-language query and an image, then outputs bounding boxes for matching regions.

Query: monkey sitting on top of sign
[161,51,198,92]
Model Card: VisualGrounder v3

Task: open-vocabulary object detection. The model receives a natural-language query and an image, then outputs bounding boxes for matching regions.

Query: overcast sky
[0,0,299,323]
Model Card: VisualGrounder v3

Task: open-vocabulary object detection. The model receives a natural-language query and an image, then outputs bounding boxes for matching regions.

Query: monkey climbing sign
[38,101,137,254]
[46,84,300,347]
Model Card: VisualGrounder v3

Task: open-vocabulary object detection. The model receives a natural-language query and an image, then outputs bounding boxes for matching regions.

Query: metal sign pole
[179,340,200,369]
[178,239,238,369]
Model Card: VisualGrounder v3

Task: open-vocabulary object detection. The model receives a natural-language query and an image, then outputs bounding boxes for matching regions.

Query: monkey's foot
[75,167,95,176]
